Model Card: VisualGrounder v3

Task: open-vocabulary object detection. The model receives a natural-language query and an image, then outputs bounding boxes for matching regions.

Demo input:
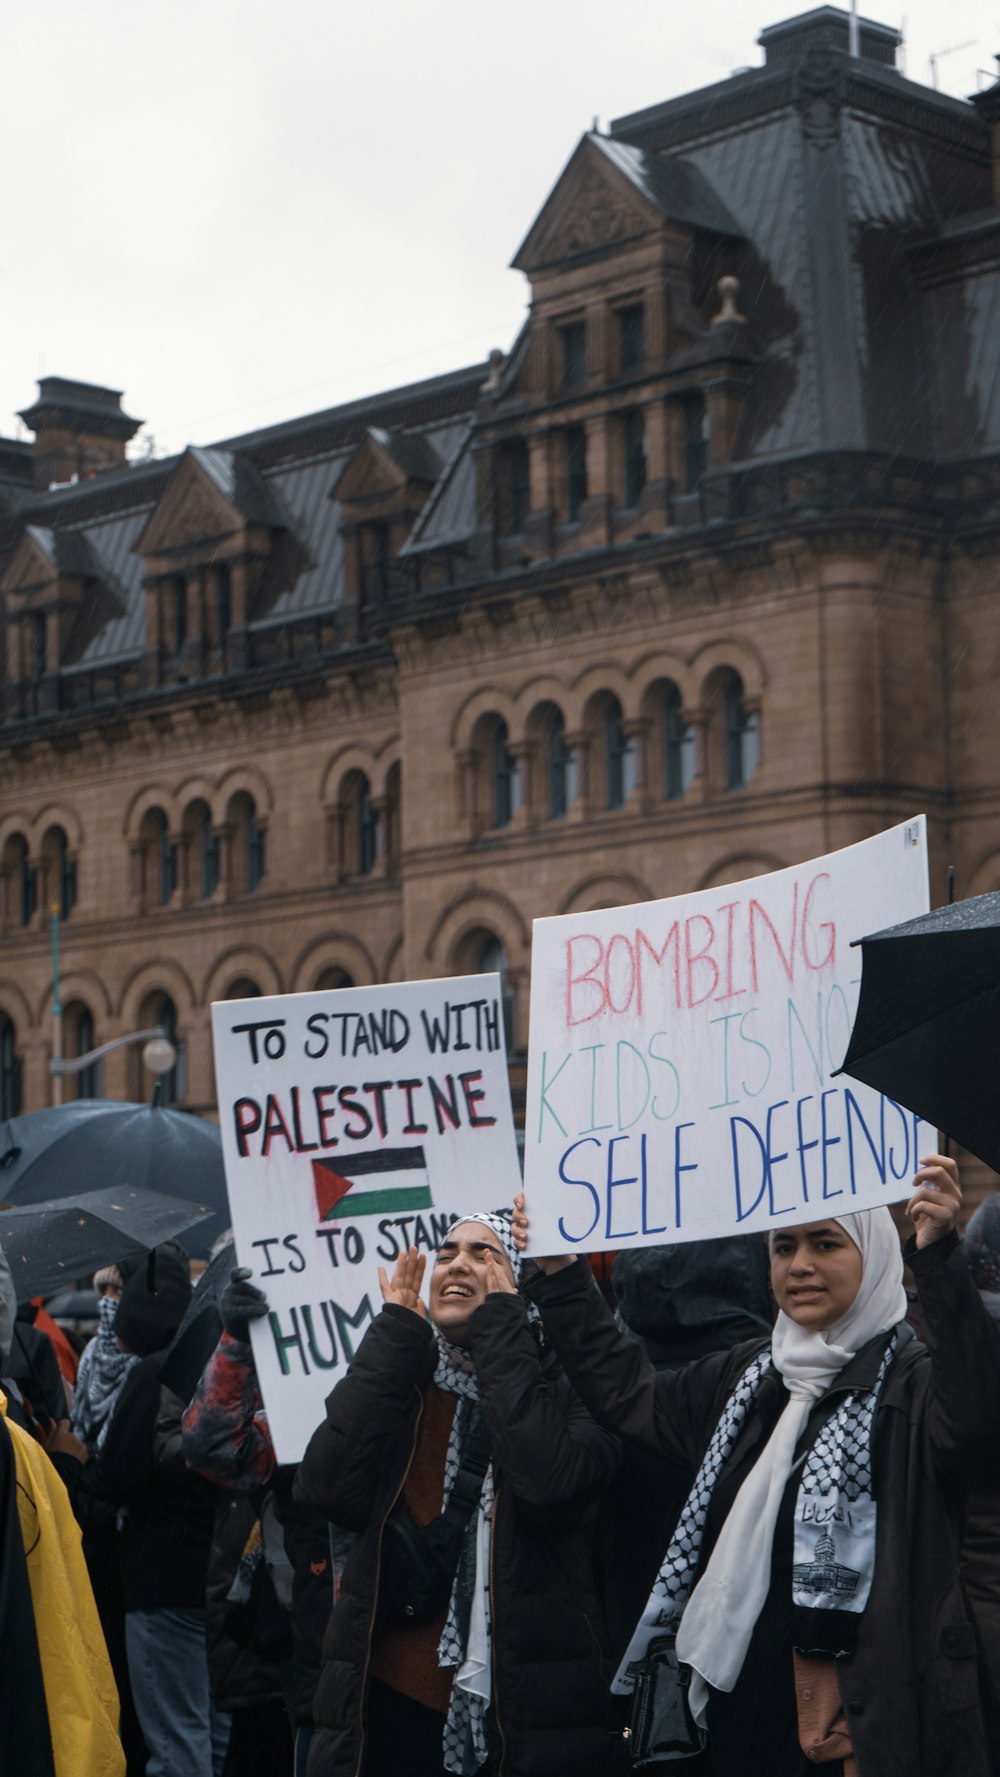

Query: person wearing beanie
[295,1210,621,1777]
[98,1244,230,1777]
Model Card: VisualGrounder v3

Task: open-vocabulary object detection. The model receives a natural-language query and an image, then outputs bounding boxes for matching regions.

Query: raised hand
[906,1154,962,1249]
[483,1249,518,1297]
[378,1246,427,1316]
[512,1190,574,1275]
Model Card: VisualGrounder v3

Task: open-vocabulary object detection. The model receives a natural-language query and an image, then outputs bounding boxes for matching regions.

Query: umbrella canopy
[838,890,1000,1173]
[0,1100,229,1256]
[0,1184,212,1300]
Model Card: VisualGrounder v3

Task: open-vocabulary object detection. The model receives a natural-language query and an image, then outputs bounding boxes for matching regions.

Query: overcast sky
[1,0,994,457]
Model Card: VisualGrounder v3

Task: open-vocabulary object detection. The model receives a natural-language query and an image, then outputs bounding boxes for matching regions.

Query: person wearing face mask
[294,1210,622,1777]
[513,1156,1000,1777]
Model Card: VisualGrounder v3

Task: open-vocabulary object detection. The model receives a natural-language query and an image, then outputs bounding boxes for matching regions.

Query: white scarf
[676,1208,906,1724]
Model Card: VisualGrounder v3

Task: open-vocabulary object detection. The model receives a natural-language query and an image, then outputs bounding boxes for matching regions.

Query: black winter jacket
[295,1293,624,1777]
[524,1232,1000,1777]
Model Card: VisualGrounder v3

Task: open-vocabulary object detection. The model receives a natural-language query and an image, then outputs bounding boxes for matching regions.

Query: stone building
[0,6,998,1174]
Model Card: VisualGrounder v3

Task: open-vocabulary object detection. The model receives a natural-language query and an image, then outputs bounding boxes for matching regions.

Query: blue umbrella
[0,1100,229,1257]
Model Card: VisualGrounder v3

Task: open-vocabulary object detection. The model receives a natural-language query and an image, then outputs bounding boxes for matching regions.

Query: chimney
[18,377,143,492]
[758,6,901,68]
[972,57,1000,207]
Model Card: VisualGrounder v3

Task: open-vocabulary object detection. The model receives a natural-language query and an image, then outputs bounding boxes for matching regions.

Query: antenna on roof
[592,114,600,134]
[928,38,976,89]
[849,0,860,58]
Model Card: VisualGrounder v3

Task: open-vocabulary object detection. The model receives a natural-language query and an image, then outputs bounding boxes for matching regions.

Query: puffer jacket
[525,1231,1000,1777]
[295,1293,624,1777]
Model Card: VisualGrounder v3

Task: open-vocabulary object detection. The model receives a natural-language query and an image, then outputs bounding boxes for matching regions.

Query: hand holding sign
[378,1247,427,1317]
[906,1154,961,1249]
[512,1191,572,1276]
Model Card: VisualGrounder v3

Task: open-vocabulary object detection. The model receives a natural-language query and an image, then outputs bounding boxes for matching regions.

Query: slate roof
[592,135,744,239]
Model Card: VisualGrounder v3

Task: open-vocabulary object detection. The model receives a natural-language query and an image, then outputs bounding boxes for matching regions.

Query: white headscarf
[677,1207,906,1718]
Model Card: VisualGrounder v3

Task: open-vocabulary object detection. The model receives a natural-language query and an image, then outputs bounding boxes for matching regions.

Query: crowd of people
[2,1150,999,1776]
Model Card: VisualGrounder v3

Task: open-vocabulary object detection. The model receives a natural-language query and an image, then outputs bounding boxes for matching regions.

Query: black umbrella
[0,1099,229,1256]
[0,1184,212,1301]
[837,890,1000,1173]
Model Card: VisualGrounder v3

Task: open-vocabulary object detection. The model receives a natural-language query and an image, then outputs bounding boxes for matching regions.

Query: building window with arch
[7,835,36,928]
[0,1015,22,1118]
[314,966,355,992]
[358,778,379,877]
[663,683,695,801]
[724,675,760,790]
[224,977,262,1001]
[229,793,266,893]
[490,721,520,829]
[461,927,516,1052]
[546,708,577,819]
[43,827,76,920]
[66,1002,101,1099]
[136,991,183,1105]
[604,696,636,810]
[338,772,380,879]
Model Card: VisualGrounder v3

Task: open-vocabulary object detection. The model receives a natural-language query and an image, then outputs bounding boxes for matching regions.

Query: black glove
[220,1267,269,1341]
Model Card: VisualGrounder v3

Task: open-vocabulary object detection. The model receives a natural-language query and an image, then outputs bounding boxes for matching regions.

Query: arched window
[490,721,520,829]
[314,966,355,992]
[184,801,218,900]
[383,762,401,876]
[224,977,261,1001]
[7,836,36,928]
[140,809,175,908]
[338,773,380,879]
[229,793,265,894]
[42,827,76,920]
[663,684,695,801]
[469,929,515,1052]
[65,1001,100,1099]
[545,708,577,820]
[724,675,760,790]
[604,696,636,811]
[137,992,183,1105]
[0,1015,22,1118]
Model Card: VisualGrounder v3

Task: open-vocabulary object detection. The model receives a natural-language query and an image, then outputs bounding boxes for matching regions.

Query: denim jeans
[126,1606,231,1777]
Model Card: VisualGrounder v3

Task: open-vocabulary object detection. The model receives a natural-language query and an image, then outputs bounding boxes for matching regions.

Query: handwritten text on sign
[523,820,933,1254]
[212,976,520,1463]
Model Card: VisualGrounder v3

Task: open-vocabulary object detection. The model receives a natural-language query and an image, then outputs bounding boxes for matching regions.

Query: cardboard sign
[523,818,933,1255]
[211,975,520,1462]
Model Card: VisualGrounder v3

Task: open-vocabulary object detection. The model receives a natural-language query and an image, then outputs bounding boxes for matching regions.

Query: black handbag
[377,1408,491,1626]
[624,1634,708,1769]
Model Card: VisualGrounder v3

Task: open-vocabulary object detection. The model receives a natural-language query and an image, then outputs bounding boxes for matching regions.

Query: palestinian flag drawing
[312,1146,432,1220]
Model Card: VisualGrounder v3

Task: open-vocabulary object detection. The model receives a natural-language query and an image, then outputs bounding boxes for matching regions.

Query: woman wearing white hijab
[515,1155,1000,1777]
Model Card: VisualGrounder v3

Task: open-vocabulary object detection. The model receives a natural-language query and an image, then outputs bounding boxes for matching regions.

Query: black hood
[114,1244,192,1358]
[612,1234,773,1367]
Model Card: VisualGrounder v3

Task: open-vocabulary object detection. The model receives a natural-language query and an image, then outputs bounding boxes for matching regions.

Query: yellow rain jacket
[1,1391,124,1777]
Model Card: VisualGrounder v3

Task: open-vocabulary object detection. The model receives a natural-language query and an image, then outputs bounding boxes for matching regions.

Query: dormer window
[31,612,47,680]
[216,563,231,642]
[618,304,645,373]
[565,427,588,522]
[497,441,530,537]
[560,322,587,391]
[171,576,187,653]
[623,410,647,509]
[360,522,391,604]
[681,393,710,492]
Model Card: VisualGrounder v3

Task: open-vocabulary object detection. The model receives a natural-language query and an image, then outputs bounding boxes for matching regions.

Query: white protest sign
[523,818,933,1254]
[211,975,520,1462]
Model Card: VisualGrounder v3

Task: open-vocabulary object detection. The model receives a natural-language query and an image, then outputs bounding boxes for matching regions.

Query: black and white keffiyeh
[619,1207,906,1726]
[71,1295,139,1450]
[433,1210,527,1777]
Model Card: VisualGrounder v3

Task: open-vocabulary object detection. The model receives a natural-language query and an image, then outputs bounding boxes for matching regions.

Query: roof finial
[483,348,505,393]
[712,275,746,326]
